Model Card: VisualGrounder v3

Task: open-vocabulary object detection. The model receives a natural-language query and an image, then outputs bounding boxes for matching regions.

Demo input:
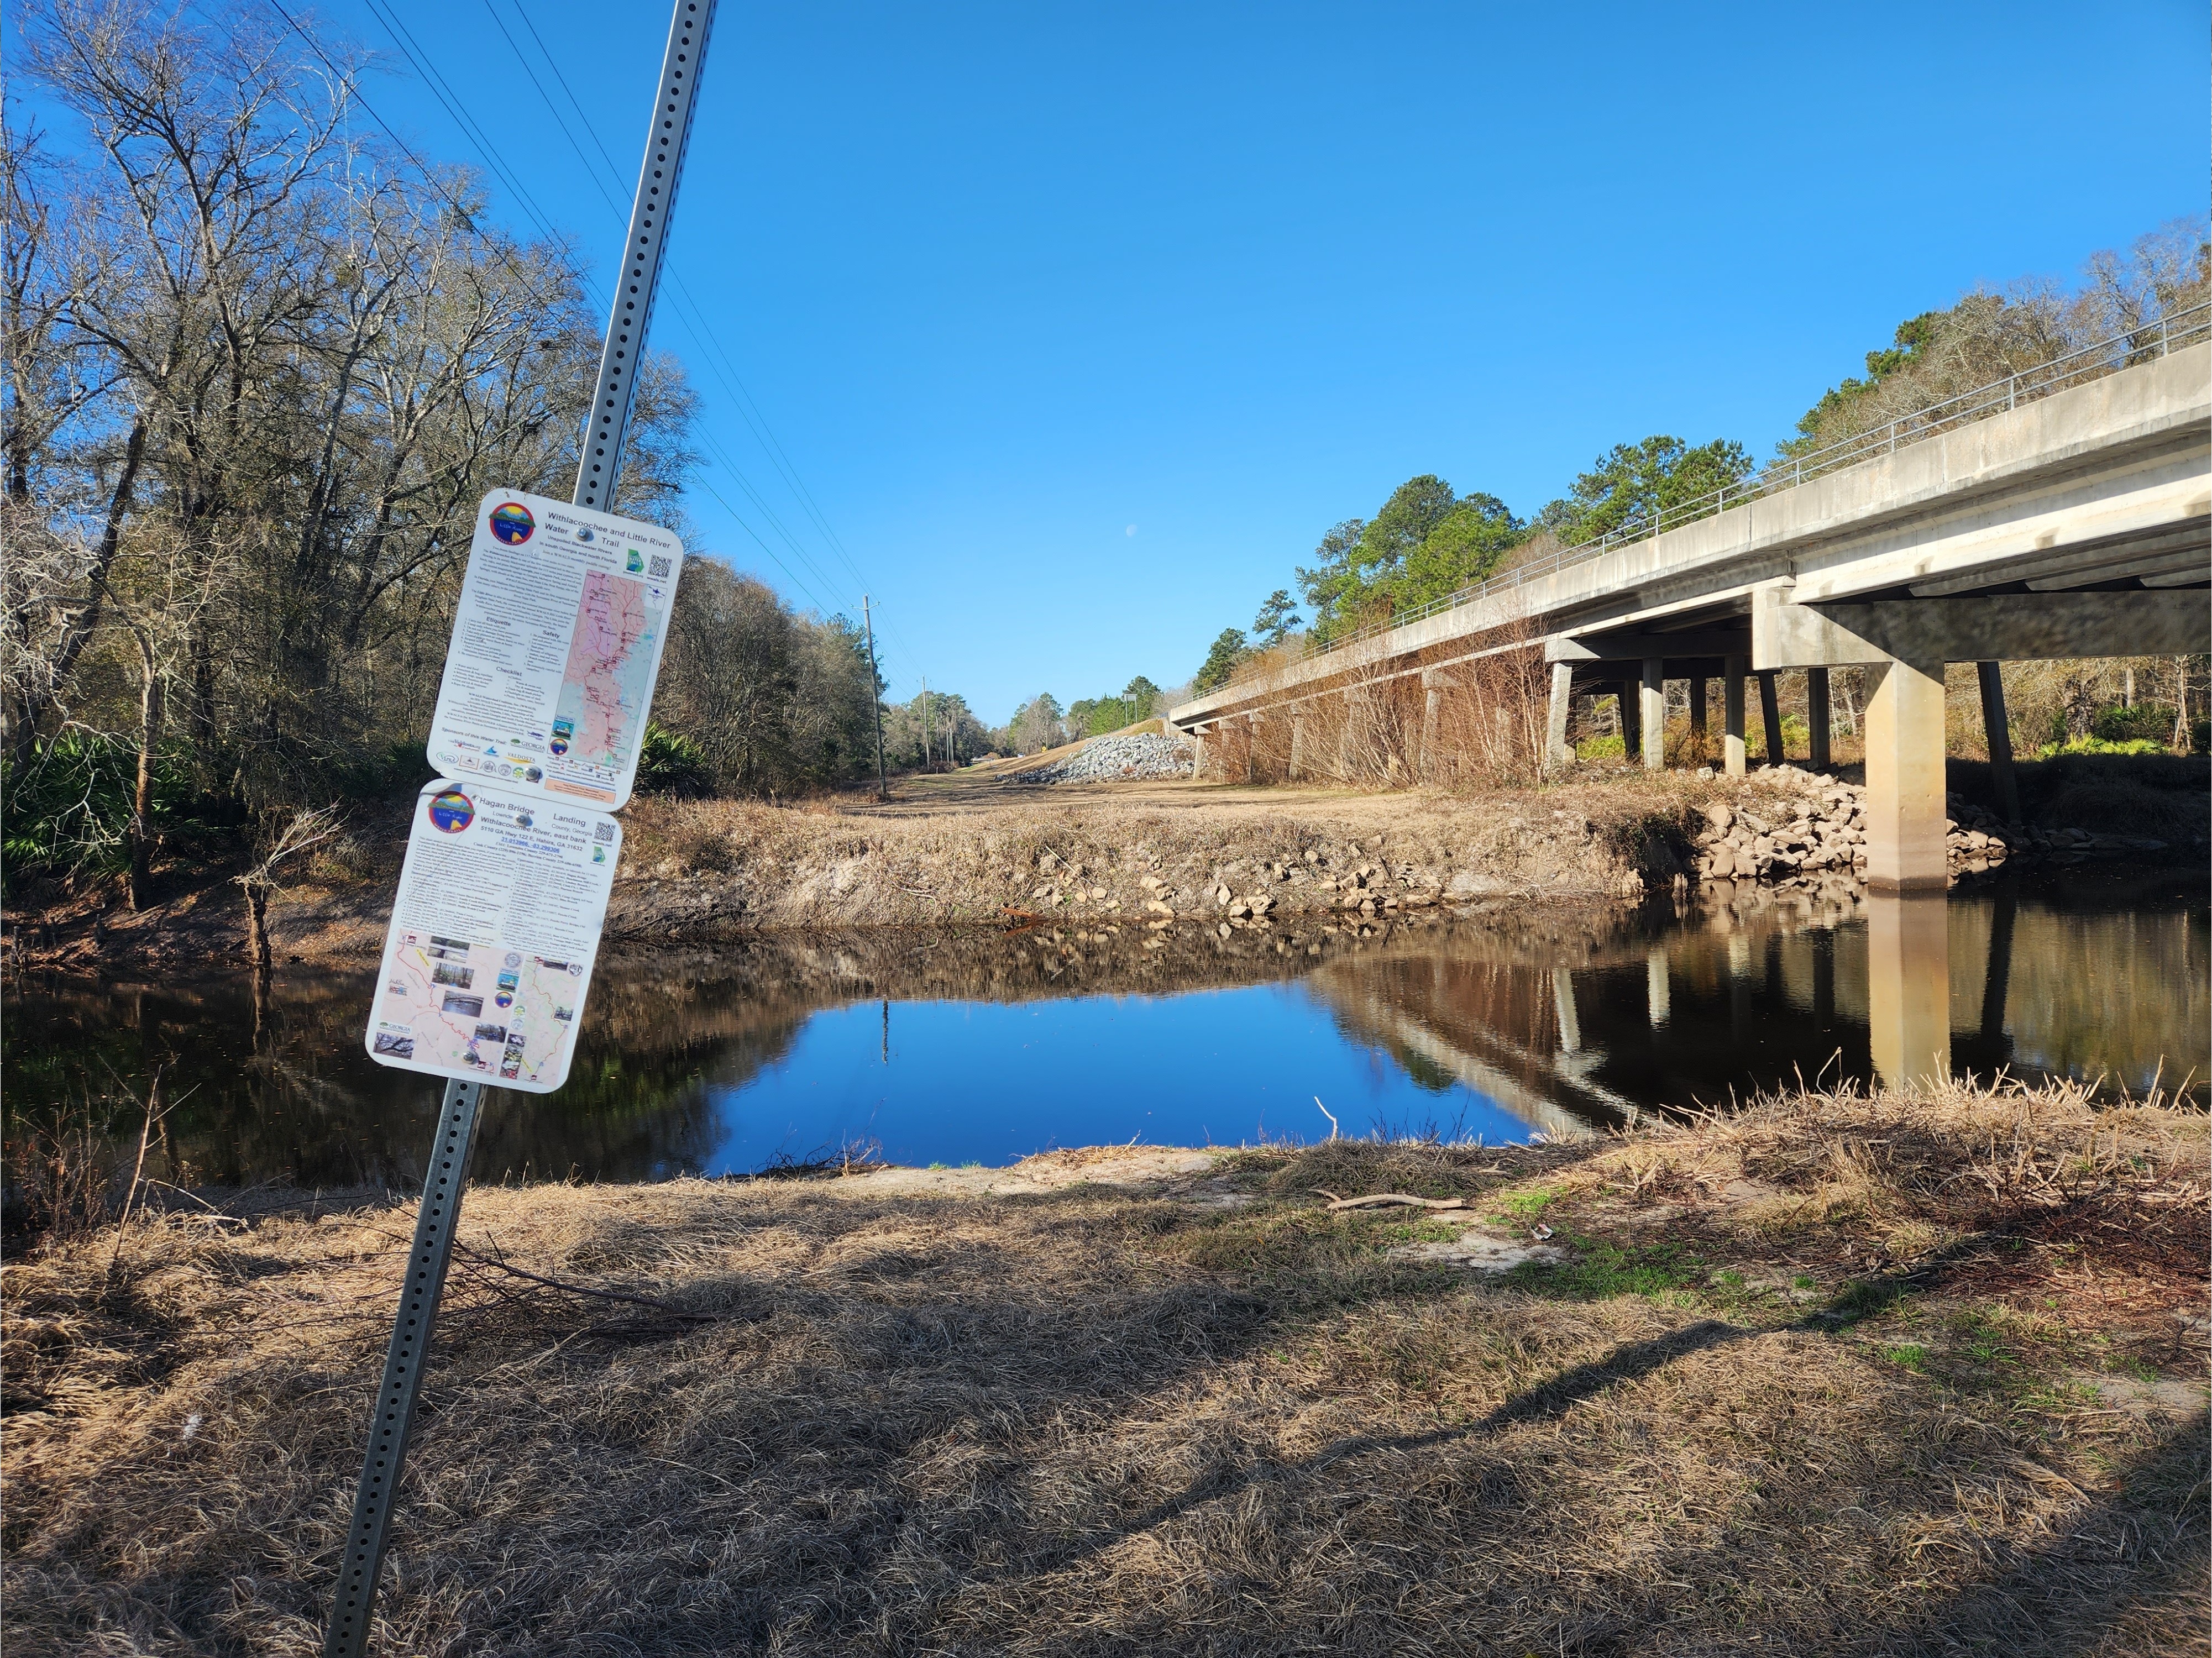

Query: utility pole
[921,675,930,770]
[323,4,716,1654]
[863,595,888,799]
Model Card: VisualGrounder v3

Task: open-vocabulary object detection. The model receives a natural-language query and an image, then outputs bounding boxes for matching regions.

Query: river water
[6,868,2203,1192]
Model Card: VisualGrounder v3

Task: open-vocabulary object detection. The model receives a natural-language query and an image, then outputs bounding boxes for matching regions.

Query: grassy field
[4,1074,2204,1655]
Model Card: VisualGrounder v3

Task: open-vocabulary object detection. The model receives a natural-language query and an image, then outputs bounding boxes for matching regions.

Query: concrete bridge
[1170,326,2210,895]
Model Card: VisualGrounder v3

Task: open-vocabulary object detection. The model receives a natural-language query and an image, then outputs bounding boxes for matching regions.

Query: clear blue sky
[130,3,2212,716]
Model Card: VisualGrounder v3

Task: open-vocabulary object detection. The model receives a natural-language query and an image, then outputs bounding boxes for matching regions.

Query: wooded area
[0,0,900,895]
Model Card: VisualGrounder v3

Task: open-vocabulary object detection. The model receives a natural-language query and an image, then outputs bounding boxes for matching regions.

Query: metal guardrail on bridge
[1293,300,2212,663]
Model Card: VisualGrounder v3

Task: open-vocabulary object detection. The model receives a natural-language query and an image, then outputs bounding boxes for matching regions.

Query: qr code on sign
[593,821,615,843]
[648,555,671,578]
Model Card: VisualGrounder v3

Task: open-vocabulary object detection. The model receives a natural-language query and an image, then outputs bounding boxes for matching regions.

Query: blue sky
[69,3,2212,717]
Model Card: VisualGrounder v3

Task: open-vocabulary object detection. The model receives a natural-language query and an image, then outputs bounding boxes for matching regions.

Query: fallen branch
[452,1239,717,1321]
[1312,1189,1472,1213]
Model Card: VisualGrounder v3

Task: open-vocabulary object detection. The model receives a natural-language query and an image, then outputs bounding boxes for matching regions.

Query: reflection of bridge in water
[1306,883,2208,1137]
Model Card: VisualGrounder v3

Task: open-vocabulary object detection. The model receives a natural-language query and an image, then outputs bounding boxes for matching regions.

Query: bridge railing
[1299,298,2212,662]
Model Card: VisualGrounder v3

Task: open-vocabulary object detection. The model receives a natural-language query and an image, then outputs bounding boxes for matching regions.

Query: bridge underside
[1176,345,2209,896]
[1541,509,2209,891]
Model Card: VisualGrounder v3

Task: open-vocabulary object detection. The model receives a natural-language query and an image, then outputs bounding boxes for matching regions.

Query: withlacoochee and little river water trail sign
[425,488,684,812]
[361,489,680,1090]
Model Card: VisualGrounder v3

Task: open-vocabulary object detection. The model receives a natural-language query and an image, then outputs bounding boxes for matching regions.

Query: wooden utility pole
[921,675,930,769]
[863,595,888,798]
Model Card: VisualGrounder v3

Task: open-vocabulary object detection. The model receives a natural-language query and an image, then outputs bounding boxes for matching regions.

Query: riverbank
[3,776,1706,973]
[3,1075,2202,1655]
[6,749,2203,975]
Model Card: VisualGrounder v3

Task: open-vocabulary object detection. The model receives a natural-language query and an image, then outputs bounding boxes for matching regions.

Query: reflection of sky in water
[700,984,1536,1173]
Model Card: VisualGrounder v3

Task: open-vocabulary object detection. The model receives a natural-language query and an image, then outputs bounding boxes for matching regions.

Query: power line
[471,0,867,619]
[492,0,927,674]
[291,0,926,676]
[351,0,870,623]
[263,0,571,319]
[273,0,859,621]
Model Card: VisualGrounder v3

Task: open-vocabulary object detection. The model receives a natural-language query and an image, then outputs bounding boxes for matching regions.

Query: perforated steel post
[326,2,717,1647]
[322,1078,485,1658]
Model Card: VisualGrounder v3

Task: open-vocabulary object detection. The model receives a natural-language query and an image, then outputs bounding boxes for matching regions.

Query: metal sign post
[323,2,715,1651]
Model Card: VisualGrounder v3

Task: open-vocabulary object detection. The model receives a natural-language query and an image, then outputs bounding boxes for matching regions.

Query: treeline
[1194,222,2210,692]
[0,1,899,894]
[994,676,1176,755]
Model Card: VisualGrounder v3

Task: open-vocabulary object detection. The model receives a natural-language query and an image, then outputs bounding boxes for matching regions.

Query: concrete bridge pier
[1640,659,1666,770]
[1418,670,1442,784]
[1867,891,1951,1087]
[1544,663,1574,774]
[1191,725,1207,780]
[1976,662,2021,825]
[1288,711,1308,781]
[1244,712,1263,784]
[1618,676,1641,762]
[1757,671,1784,765]
[1688,676,1708,760]
[1806,668,1831,769]
[1862,658,1952,890]
[1722,657,1748,778]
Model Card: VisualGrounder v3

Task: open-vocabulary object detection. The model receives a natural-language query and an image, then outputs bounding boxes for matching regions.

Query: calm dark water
[6,868,2203,1192]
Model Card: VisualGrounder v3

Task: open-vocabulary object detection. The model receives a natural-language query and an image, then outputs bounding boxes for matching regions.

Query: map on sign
[553,571,659,768]
[425,489,683,810]
[364,779,620,1093]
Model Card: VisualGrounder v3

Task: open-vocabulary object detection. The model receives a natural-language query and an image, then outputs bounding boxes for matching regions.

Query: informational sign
[364,779,621,1093]
[426,489,684,811]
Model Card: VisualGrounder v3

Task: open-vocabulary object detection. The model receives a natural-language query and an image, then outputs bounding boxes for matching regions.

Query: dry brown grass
[4,1078,2203,1656]
[1203,628,1551,791]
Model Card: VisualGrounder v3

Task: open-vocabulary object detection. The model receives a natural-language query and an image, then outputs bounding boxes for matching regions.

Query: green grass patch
[1504,1232,1706,1302]
[1494,1186,1561,1219]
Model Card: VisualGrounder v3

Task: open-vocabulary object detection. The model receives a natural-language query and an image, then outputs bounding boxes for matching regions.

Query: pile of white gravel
[1014,731,1194,784]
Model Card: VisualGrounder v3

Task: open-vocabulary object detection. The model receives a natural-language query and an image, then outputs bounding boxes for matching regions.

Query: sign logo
[427,789,476,833]
[625,547,645,574]
[489,501,535,545]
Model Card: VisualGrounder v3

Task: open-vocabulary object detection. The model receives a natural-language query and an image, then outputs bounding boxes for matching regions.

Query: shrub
[2091,702,2176,746]
[2033,733,2164,760]
[636,724,715,796]
[1,733,197,881]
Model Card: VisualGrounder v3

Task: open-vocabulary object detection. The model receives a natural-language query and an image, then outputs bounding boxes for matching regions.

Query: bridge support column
[1418,670,1442,784]
[1551,966,1581,1054]
[1867,891,1951,1088]
[1688,676,1707,759]
[1617,678,1640,763]
[1977,661,2021,826]
[1757,670,1784,765]
[1544,663,1574,774]
[1723,657,1748,777]
[1288,712,1307,781]
[1245,712,1261,784]
[1640,659,1666,770]
[1806,668,1831,768]
[1191,725,1207,781]
[1863,658,1949,893]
